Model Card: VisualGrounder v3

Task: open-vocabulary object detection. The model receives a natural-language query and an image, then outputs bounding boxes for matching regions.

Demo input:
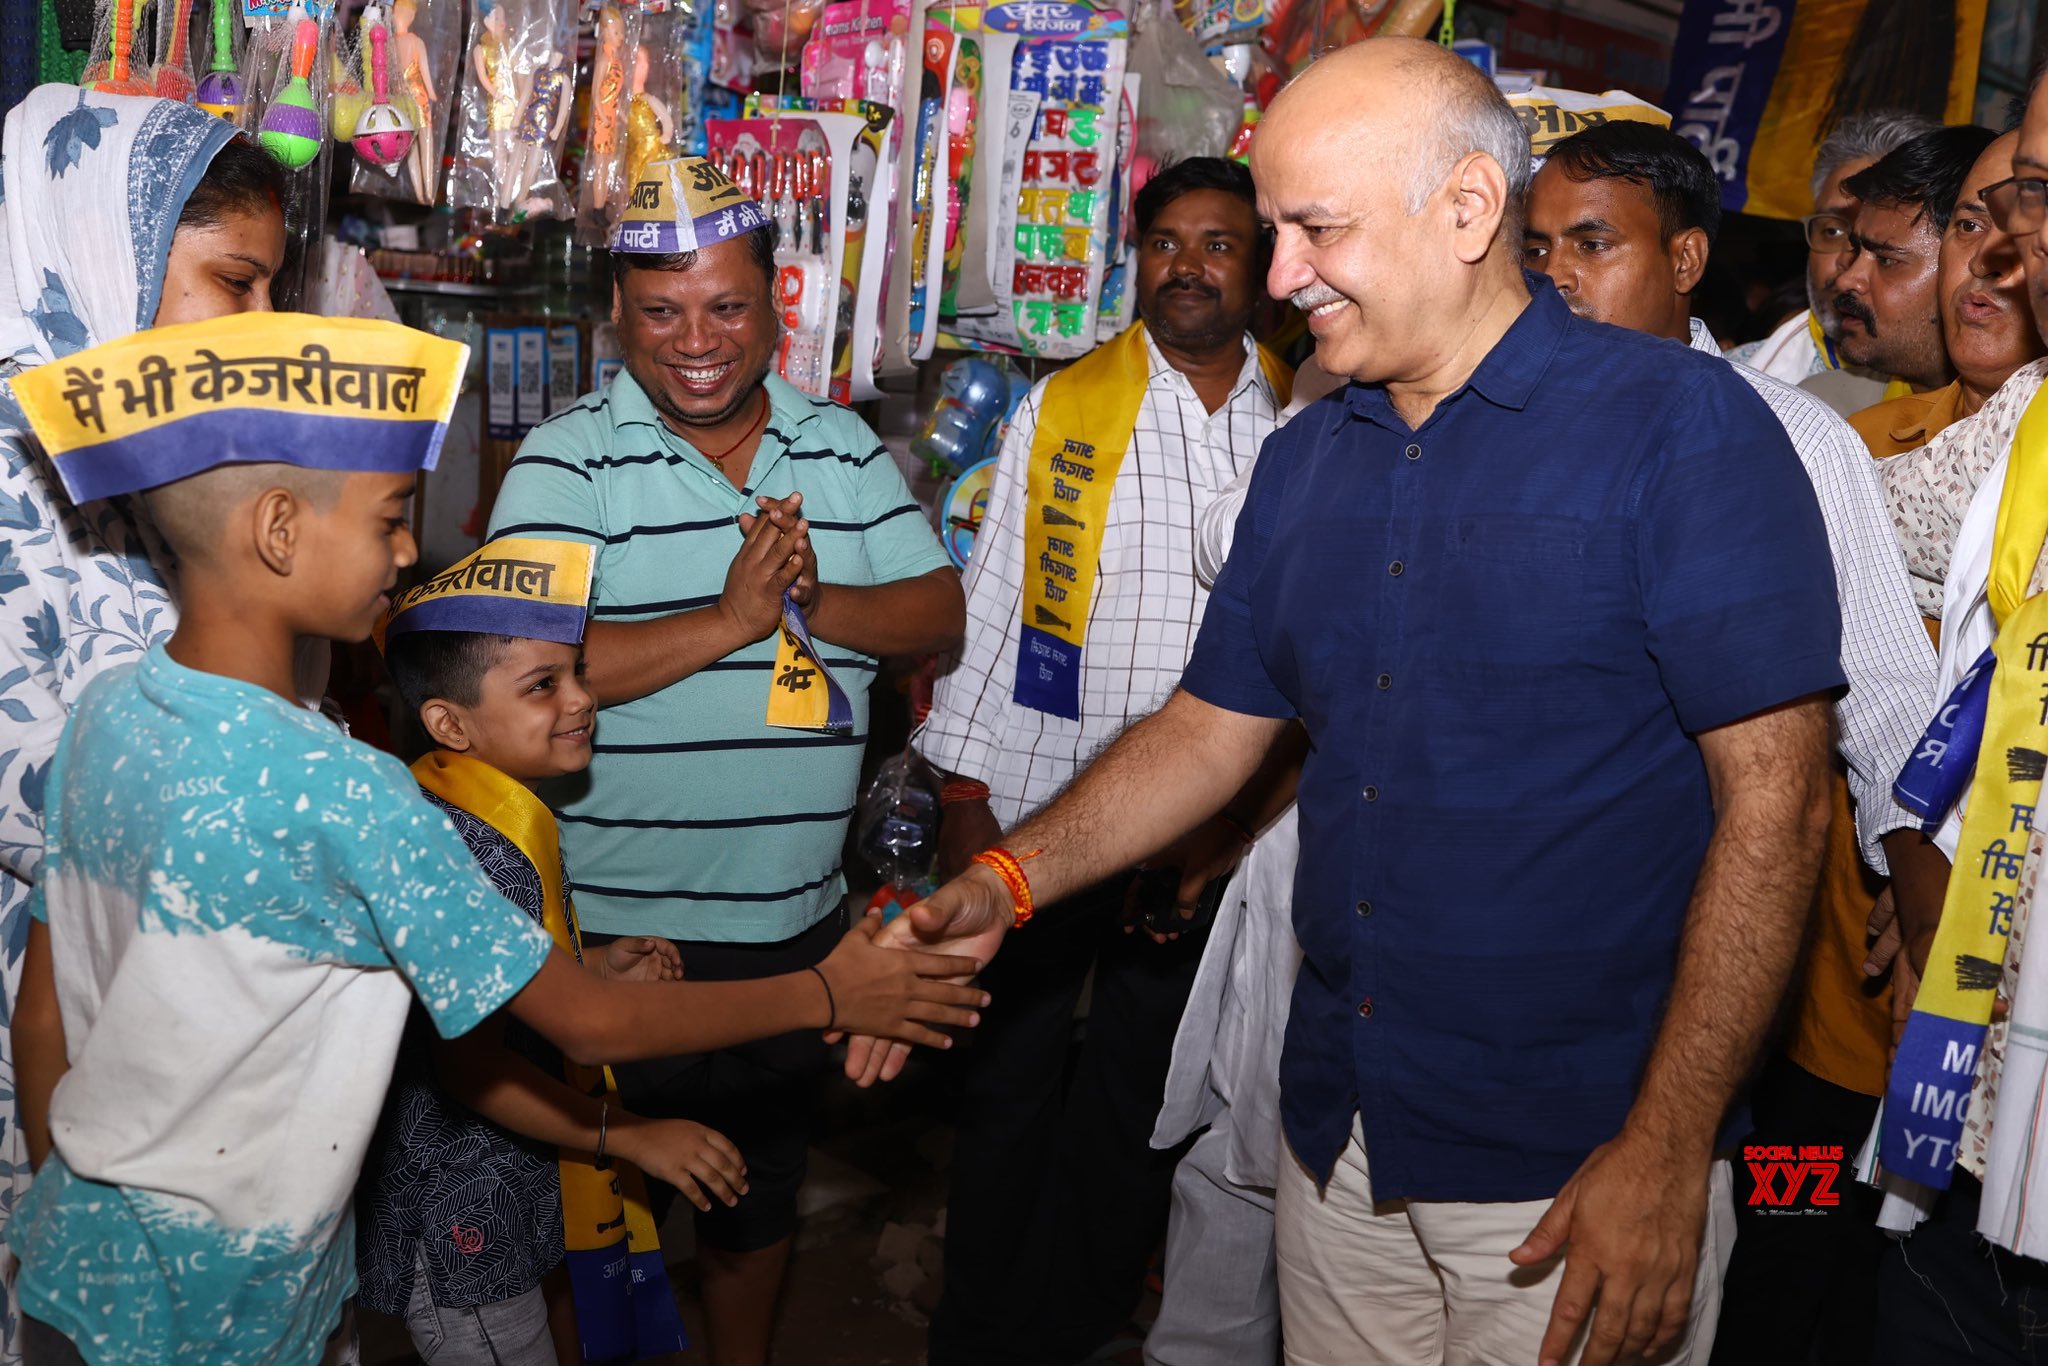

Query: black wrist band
[807,964,837,1030]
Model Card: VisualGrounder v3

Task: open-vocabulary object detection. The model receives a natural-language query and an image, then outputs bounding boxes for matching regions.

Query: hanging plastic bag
[343,0,455,202]
[81,0,156,93]
[449,0,577,218]
[1126,0,1240,170]
[576,2,643,239]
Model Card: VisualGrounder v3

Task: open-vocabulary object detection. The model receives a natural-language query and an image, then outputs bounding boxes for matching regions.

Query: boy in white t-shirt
[3,314,986,1366]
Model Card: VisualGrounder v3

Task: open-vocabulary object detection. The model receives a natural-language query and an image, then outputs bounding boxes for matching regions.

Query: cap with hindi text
[377,536,596,649]
[8,314,469,504]
[612,154,771,255]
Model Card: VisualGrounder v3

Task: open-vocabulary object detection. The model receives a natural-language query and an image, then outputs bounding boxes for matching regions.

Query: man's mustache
[1159,278,1219,298]
[1832,292,1877,334]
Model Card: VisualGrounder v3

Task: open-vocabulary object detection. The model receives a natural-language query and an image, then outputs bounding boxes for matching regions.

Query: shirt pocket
[1434,514,1590,668]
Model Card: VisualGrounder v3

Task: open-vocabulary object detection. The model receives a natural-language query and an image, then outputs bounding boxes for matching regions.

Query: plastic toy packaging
[577,3,646,238]
[345,0,457,203]
[1000,11,1132,357]
[749,91,891,402]
[82,0,159,94]
[912,355,1009,475]
[1126,0,1241,167]
[708,114,860,398]
[577,2,694,244]
[151,0,201,100]
[254,16,329,168]
[747,0,826,72]
[219,10,336,309]
[449,0,577,217]
[855,751,941,899]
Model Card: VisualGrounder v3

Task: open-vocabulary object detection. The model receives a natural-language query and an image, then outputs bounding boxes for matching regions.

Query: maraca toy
[86,0,154,95]
[154,0,198,101]
[352,16,415,169]
[258,19,325,169]
[194,0,243,118]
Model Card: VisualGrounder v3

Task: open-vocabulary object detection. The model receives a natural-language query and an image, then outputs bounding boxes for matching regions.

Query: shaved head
[142,464,347,564]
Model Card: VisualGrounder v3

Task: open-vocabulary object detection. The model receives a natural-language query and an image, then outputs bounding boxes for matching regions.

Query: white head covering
[0,85,240,375]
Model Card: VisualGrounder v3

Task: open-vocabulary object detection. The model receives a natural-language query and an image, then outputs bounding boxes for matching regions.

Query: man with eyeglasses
[1731,112,1936,409]
[1868,83,2048,1363]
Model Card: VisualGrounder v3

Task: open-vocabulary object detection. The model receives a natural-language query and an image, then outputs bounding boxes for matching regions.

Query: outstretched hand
[839,867,1016,1087]
[813,913,990,1055]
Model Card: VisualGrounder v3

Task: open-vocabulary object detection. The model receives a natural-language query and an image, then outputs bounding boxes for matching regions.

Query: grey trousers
[403,1250,558,1366]
[1144,1121,1282,1366]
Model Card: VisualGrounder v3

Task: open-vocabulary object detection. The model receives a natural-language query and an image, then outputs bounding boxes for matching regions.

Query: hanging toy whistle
[259,18,326,169]
[195,0,244,118]
[353,14,416,169]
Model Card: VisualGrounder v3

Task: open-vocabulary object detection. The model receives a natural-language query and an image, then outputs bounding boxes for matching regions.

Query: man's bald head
[1266,37,1529,223]
[1254,36,1532,390]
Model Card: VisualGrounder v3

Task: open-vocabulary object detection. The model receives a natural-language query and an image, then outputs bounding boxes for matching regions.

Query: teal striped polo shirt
[488,371,949,942]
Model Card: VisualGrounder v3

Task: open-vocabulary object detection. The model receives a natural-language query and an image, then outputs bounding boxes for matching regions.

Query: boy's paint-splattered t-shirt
[10,644,553,1366]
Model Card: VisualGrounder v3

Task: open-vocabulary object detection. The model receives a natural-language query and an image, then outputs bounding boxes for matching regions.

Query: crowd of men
[842,36,2048,1366]
[22,31,2048,1366]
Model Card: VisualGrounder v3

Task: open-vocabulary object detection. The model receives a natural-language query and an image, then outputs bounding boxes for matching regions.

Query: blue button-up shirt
[1179,279,1845,1203]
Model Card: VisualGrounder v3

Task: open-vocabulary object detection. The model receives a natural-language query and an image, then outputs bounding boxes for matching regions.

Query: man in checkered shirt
[915,156,1301,1366]
[1523,118,1944,1366]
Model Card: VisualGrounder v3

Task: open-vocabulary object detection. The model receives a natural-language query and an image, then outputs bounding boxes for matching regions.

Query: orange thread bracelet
[941,779,992,806]
[973,846,1042,926]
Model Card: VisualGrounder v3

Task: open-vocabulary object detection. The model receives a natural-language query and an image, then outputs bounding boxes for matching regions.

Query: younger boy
[5,314,985,1366]
[357,535,734,1365]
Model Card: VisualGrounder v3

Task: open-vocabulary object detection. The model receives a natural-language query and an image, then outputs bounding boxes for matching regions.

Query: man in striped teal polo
[487,155,962,1366]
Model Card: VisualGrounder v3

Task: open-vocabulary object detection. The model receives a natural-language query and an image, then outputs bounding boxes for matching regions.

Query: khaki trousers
[1275,1119,1736,1366]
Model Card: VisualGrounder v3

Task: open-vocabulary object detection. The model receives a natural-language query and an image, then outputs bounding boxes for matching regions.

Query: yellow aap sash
[1882,386,2048,1188]
[410,750,688,1360]
[1013,323,1291,718]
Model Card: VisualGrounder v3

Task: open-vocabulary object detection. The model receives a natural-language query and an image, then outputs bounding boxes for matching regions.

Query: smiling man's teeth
[1313,299,1346,317]
[676,364,732,382]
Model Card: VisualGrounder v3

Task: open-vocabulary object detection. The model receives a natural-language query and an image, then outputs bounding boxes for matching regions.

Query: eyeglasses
[1801,213,1853,254]
[1983,175,2048,236]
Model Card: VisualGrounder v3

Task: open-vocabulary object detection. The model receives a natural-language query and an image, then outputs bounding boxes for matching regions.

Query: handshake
[821,858,1025,1086]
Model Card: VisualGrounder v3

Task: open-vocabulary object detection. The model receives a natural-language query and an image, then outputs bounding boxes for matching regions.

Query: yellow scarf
[1883,387,2048,1189]
[411,750,687,1361]
[1014,323,1292,718]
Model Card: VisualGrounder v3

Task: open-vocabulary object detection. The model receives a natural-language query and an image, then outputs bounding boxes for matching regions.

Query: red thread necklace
[695,389,768,466]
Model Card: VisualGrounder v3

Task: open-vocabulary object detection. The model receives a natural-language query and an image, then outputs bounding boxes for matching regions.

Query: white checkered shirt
[917,329,1282,828]
[1693,320,1938,864]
